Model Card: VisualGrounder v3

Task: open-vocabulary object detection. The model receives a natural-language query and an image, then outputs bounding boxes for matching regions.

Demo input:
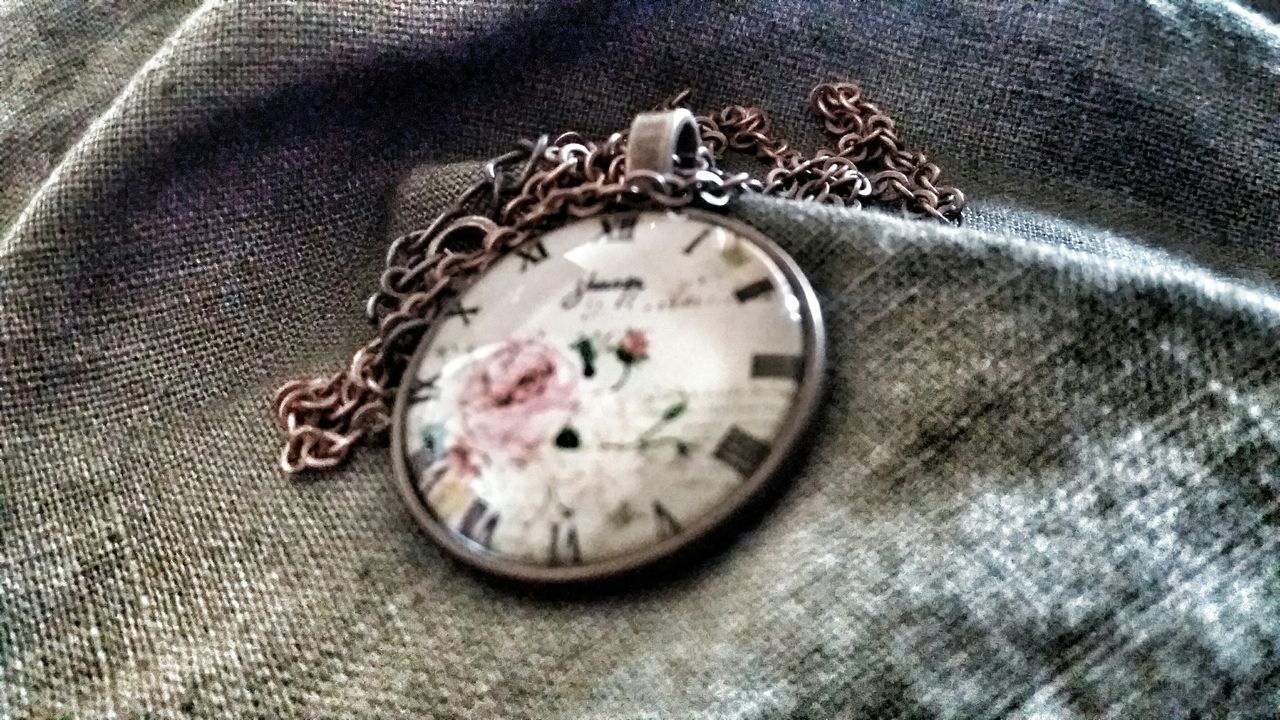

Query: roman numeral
[457,498,499,549]
[713,425,771,478]
[444,304,480,325]
[601,214,638,241]
[548,521,583,565]
[734,278,774,303]
[683,228,712,255]
[653,501,681,539]
[408,372,440,402]
[515,240,549,270]
[750,353,804,381]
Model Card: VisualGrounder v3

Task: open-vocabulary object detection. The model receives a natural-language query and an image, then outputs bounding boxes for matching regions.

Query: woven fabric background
[2,1,1278,717]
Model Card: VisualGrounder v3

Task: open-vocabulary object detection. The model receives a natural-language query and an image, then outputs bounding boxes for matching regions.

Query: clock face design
[392,209,823,581]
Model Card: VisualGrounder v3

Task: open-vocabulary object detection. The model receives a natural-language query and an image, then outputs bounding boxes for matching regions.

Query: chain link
[273,81,965,473]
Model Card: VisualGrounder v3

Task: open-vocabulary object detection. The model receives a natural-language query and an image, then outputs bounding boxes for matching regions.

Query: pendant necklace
[273,82,964,582]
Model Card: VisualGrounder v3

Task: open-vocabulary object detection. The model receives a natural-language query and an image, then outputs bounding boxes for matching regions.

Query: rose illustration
[617,328,649,362]
[457,338,580,465]
[445,441,482,478]
[611,328,649,390]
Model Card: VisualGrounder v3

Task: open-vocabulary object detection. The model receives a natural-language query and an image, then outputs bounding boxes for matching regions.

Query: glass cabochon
[392,209,822,580]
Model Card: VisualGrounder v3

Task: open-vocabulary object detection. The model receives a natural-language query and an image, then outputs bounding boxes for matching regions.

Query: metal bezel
[390,207,826,584]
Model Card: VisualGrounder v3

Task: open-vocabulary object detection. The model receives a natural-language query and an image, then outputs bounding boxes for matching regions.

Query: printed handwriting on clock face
[400,211,811,568]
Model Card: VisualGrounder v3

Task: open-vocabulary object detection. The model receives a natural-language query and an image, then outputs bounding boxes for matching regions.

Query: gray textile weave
[2,1,1279,717]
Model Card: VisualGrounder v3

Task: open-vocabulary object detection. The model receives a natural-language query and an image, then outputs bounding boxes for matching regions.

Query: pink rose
[445,441,482,479]
[617,328,649,362]
[610,328,650,390]
[458,338,579,464]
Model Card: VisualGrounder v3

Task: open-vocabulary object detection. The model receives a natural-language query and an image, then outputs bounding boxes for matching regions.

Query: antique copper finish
[273,82,964,474]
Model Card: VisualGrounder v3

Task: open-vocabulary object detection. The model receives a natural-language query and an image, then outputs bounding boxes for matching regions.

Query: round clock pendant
[391,208,825,582]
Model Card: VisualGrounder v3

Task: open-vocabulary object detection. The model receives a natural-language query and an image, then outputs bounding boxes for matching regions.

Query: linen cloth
[2,1,1278,717]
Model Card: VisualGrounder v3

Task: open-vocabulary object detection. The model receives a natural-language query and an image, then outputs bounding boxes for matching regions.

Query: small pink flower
[446,441,482,478]
[457,338,579,464]
[610,328,650,391]
[617,328,649,363]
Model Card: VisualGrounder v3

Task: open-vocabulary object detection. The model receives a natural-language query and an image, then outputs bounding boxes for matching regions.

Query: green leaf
[572,338,597,377]
[661,401,687,421]
[420,423,444,452]
[554,427,581,449]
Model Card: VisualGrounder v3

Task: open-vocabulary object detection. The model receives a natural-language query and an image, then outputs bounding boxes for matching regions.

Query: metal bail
[626,109,701,176]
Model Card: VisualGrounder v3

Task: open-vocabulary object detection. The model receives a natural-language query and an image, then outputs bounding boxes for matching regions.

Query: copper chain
[273,81,965,473]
